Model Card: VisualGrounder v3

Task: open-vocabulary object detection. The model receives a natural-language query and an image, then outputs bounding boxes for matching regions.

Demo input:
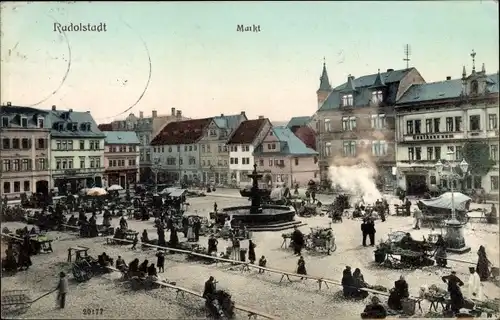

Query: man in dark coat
[442,271,465,314]
[361,220,369,247]
[203,276,216,300]
[404,198,412,216]
[291,226,304,255]
[366,219,376,246]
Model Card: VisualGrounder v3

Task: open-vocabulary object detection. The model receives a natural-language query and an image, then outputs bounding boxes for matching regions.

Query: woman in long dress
[187,217,195,242]
[476,245,491,281]
[297,255,307,280]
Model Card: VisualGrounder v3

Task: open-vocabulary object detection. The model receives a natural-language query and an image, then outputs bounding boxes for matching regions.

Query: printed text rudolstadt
[53,22,107,33]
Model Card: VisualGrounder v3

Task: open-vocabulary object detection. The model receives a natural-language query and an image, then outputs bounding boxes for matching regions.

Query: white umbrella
[107,184,123,191]
[87,187,107,196]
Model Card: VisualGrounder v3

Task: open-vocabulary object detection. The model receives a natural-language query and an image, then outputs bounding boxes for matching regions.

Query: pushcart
[1,289,54,317]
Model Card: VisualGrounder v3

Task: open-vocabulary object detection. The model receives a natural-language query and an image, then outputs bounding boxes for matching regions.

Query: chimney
[6,102,11,106]
[69,108,73,112]
[240,111,246,117]
[446,76,451,80]
[152,110,157,118]
[52,105,56,110]
[258,115,264,119]
[176,110,182,119]
[171,107,175,116]
[139,111,144,118]
[86,111,90,113]
[220,114,224,117]
[386,69,394,72]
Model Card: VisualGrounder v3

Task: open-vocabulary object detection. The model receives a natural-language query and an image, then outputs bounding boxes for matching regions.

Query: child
[156,250,165,273]
[258,255,267,274]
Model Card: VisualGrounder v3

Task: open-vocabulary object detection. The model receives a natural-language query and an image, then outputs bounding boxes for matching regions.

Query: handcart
[1,289,54,317]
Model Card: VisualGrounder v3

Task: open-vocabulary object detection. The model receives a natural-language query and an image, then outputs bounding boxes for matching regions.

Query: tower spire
[318,58,331,91]
[470,49,476,73]
[481,63,485,73]
[462,66,467,79]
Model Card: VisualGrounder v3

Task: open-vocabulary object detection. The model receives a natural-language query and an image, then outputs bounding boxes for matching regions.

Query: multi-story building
[0,103,51,199]
[103,131,140,188]
[254,126,319,187]
[47,106,105,194]
[312,62,426,188]
[226,117,272,186]
[98,108,187,183]
[150,118,212,184]
[395,62,499,196]
[199,112,247,184]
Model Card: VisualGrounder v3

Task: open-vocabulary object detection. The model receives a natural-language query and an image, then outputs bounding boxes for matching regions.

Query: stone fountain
[217,164,303,231]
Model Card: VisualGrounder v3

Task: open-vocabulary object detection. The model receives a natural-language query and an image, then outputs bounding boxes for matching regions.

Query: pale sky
[1,1,498,123]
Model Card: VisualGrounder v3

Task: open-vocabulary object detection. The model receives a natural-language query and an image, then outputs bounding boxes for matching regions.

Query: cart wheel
[329,242,337,254]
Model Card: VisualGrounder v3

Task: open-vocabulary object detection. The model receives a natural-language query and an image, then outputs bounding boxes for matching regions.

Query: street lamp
[434,150,471,253]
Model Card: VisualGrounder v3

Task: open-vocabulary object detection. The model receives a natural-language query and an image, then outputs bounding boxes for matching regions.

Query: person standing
[467,267,482,301]
[404,198,412,216]
[413,207,423,230]
[291,226,304,255]
[476,245,491,281]
[442,271,465,315]
[296,255,307,280]
[156,250,165,273]
[248,240,256,264]
[361,219,368,247]
[207,234,218,256]
[366,219,376,246]
[57,271,68,309]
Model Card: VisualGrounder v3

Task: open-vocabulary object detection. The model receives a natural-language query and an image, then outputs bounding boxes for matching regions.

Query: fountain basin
[215,205,304,232]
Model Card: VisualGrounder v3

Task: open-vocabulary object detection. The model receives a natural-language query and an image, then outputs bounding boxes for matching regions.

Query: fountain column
[247,164,263,214]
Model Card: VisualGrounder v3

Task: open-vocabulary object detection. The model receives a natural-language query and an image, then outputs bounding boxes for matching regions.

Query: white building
[226,118,272,186]
[395,65,499,197]
[46,106,105,194]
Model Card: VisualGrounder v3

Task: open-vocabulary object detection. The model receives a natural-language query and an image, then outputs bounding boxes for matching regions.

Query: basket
[401,298,416,316]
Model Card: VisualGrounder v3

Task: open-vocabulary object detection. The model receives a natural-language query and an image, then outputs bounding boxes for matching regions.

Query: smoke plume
[327,150,382,205]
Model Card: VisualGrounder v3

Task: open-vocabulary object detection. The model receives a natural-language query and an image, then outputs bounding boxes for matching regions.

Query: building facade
[199,112,247,185]
[47,106,105,194]
[395,63,499,196]
[103,131,140,188]
[227,117,272,187]
[150,118,212,184]
[0,104,51,199]
[254,126,319,187]
[312,62,426,189]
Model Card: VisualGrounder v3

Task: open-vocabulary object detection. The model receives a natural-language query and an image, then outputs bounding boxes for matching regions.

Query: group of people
[341,266,370,300]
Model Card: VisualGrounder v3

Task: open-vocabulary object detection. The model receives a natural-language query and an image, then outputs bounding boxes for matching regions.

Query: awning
[168,188,187,197]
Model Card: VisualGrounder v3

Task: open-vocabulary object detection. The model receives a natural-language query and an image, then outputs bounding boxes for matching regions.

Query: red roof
[98,123,113,131]
[293,126,316,150]
[150,118,212,146]
[227,118,268,144]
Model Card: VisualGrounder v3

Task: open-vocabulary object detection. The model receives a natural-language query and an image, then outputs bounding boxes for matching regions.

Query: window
[242,157,250,165]
[268,159,273,166]
[68,141,73,150]
[427,147,433,160]
[207,145,211,152]
[415,147,422,160]
[414,120,421,134]
[90,158,95,168]
[342,94,353,106]
[233,158,238,164]
[371,90,383,104]
[372,141,387,156]
[491,145,498,161]
[218,145,222,153]
[37,138,45,149]
[342,117,356,131]
[243,145,250,152]
[2,138,10,149]
[21,138,30,149]
[433,118,441,133]
[184,145,188,152]
[489,114,498,130]
[24,181,30,192]
[324,119,331,132]
[22,159,30,171]
[89,141,94,150]
[406,121,414,135]
[80,157,85,168]
[446,117,454,132]
[430,176,437,185]
[62,141,67,150]
[3,182,10,194]
[469,115,480,131]
[12,138,19,149]
[210,129,217,136]
[14,181,20,192]
[371,114,386,129]
[13,159,19,171]
[455,145,463,160]
[425,119,433,133]
[295,158,299,166]
[491,176,499,191]
[435,147,441,160]
[56,160,61,169]
[408,147,415,161]
[21,117,27,127]
[1,116,9,127]
[343,141,356,157]
[68,159,73,168]
[324,142,331,157]
[3,159,10,171]
[259,159,264,166]
[455,117,462,132]
[349,117,356,130]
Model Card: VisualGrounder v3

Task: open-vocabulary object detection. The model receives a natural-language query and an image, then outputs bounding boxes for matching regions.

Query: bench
[236,304,278,320]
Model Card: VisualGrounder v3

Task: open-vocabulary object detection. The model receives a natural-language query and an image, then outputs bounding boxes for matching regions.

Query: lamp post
[435,150,471,253]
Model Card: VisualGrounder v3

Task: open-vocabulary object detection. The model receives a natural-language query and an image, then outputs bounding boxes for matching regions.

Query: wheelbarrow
[1,289,55,317]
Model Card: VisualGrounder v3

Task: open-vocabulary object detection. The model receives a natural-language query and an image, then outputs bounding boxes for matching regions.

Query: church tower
[316,59,332,108]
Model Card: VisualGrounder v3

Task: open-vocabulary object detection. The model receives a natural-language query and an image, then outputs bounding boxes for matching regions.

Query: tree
[462,142,496,176]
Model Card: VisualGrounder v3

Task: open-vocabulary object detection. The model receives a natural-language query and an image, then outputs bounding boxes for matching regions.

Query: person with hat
[467,267,482,301]
[442,270,465,315]
[56,271,68,309]
[413,207,423,230]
